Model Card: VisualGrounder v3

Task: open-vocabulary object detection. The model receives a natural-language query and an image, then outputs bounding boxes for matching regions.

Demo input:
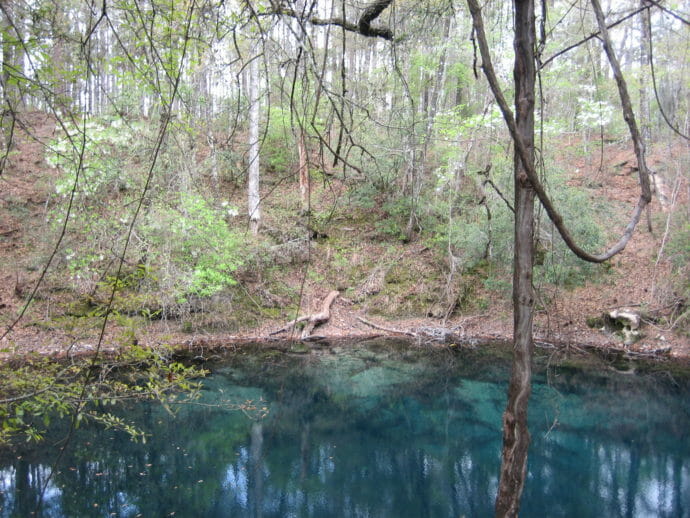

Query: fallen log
[270,290,340,339]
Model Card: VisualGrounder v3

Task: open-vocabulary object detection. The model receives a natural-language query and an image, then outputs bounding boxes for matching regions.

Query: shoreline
[2,321,686,365]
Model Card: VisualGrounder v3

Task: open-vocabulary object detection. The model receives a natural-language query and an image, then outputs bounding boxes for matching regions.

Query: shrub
[665,221,690,334]
[140,193,243,300]
[46,118,243,309]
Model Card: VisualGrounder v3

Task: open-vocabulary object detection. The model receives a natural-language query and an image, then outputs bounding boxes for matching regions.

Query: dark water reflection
[1,339,689,517]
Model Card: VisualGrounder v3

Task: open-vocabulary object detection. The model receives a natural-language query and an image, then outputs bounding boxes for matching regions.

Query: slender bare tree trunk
[1,9,11,152]
[248,52,261,235]
[51,11,72,114]
[298,129,309,215]
[495,1,536,516]
[639,0,654,231]
[405,15,451,240]
[639,0,651,142]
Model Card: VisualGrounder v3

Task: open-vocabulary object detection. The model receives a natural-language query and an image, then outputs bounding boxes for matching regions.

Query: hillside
[0,113,688,359]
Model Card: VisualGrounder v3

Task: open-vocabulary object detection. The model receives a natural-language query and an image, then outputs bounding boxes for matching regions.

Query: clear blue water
[1,339,689,517]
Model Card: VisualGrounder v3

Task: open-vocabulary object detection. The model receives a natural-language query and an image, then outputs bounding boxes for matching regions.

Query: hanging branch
[590,0,653,195]
[646,3,690,140]
[466,0,651,264]
[266,0,394,40]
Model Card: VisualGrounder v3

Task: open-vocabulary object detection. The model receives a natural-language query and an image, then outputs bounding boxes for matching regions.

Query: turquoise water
[1,339,689,517]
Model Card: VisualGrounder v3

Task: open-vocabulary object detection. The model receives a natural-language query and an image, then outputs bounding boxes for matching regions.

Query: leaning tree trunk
[494,1,536,517]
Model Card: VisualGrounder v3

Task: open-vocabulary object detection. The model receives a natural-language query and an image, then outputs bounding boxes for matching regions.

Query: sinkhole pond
[1,338,689,517]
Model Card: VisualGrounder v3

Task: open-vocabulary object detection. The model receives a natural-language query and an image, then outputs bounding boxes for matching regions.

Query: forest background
[0,0,689,463]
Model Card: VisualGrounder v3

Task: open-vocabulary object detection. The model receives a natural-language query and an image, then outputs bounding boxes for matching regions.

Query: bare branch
[590,0,653,194]
[644,0,690,26]
[540,6,648,70]
[483,179,515,214]
[646,3,690,140]
[357,316,416,337]
[466,0,651,263]
[267,0,394,40]
[358,0,394,39]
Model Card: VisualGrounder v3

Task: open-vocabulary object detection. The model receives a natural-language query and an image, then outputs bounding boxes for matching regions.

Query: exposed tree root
[270,291,340,339]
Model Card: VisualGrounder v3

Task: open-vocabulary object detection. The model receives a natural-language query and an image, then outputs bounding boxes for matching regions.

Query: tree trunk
[494,1,536,517]
[639,0,651,141]
[248,52,261,235]
[404,15,452,240]
[298,129,309,215]
[51,11,72,113]
[639,0,653,231]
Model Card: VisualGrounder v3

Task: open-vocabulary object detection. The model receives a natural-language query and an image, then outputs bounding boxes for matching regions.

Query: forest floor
[1,112,689,361]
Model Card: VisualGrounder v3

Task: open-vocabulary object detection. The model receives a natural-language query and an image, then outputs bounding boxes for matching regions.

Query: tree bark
[494,1,536,517]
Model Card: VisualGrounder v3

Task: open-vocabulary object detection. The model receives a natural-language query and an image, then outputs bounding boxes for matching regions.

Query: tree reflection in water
[0,340,688,517]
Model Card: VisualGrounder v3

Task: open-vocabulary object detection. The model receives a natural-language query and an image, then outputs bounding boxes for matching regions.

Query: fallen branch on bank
[357,317,472,344]
[270,291,340,339]
[356,316,416,337]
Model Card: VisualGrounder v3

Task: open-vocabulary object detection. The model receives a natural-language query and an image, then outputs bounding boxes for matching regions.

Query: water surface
[0,339,689,517]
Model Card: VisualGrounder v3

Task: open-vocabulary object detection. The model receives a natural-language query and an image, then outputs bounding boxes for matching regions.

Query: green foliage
[143,193,243,299]
[47,118,243,307]
[375,197,414,241]
[575,86,615,131]
[446,62,471,89]
[421,156,605,291]
[48,118,150,199]
[666,221,690,333]
[534,178,607,287]
[264,106,295,174]
[0,345,205,445]
[668,222,690,271]
[436,104,503,141]
[352,156,406,207]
